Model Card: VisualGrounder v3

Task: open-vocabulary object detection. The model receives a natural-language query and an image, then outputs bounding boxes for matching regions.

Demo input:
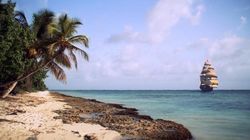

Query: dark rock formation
[51,92,192,140]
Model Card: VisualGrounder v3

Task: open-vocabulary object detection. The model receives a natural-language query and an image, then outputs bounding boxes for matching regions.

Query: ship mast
[200,60,219,91]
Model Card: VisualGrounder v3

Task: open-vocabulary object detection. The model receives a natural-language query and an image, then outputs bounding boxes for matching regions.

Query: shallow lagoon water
[55,90,250,140]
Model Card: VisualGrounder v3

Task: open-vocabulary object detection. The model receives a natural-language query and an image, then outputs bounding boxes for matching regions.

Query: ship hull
[200,85,213,92]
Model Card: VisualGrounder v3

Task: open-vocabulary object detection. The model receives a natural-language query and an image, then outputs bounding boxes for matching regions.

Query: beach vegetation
[0,1,88,98]
[0,1,47,94]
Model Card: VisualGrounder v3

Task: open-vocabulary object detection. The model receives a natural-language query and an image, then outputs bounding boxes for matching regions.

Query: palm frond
[58,14,68,35]
[55,53,71,69]
[65,18,82,37]
[57,14,82,37]
[47,22,61,37]
[47,61,66,82]
[47,42,59,56]
[68,35,89,48]
[68,44,89,61]
[69,50,78,69]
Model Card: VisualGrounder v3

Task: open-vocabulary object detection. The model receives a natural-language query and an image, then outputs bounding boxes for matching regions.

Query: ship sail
[200,60,219,92]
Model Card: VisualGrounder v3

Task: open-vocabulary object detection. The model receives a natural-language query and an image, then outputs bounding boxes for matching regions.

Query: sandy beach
[0,91,192,140]
[0,91,121,140]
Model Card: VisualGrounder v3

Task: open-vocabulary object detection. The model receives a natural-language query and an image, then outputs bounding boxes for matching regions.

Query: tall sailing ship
[200,60,219,92]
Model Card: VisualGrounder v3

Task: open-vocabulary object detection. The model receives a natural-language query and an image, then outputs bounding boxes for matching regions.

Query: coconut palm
[0,10,89,98]
[43,13,89,81]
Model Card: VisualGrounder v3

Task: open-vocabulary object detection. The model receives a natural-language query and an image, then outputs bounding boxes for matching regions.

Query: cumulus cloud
[187,35,249,63]
[94,45,148,78]
[61,45,145,84]
[147,0,204,43]
[106,0,204,44]
[208,35,245,60]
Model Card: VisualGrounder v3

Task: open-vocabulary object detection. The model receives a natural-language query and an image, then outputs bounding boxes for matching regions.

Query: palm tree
[43,13,89,81]
[0,10,89,98]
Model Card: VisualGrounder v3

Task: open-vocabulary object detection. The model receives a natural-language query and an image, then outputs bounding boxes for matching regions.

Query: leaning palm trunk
[0,60,52,98]
[0,82,18,98]
[0,51,62,98]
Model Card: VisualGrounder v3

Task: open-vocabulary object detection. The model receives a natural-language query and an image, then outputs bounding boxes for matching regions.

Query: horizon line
[49,89,250,91]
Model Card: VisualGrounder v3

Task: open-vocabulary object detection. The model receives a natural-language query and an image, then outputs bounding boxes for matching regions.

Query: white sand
[0,91,122,140]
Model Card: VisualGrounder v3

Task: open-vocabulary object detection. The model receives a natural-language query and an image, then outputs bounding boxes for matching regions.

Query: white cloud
[100,45,148,77]
[72,45,147,82]
[208,35,245,60]
[187,35,249,63]
[107,0,204,44]
[147,0,204,43]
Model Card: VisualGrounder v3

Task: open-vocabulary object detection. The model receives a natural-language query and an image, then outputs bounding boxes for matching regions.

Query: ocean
[54,90,250,140]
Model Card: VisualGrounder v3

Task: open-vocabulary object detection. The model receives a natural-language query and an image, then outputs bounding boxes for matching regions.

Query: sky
[10,0,250,90]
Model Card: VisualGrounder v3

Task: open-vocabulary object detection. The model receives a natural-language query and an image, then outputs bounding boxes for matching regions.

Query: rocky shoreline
[51,92,192,140]
[0,91,192,140]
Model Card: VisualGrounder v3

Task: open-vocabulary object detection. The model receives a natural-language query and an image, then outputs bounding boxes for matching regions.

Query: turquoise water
[54,90,250,140]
